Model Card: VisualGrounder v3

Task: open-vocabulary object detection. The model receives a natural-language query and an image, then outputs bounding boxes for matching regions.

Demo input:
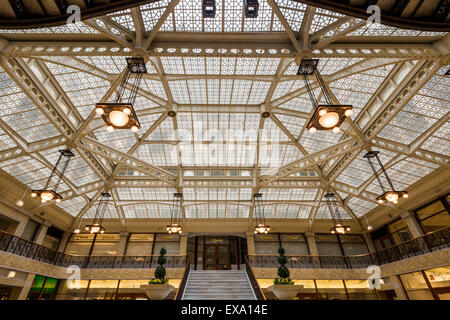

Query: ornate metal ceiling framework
[0,0,448,231]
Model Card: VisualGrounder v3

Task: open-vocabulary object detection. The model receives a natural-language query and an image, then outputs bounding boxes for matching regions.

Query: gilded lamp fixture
[95,57,146,133]
[31,150,75,203]
[298,59,353,134]
[364,151,408,204]
[167,193,183,234]
[324,193,351,235]
[253,193,270,234]
[85,192,111,234]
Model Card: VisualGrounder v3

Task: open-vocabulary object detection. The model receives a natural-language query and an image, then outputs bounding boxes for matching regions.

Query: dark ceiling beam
[0,0,159,29]
[291,0,450,31]
[7,0,27,19]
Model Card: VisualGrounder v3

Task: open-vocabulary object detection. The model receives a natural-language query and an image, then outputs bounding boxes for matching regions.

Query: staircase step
[182,270,256,300]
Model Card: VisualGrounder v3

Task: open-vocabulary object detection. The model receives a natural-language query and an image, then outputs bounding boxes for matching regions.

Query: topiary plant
[274,247,294,285]
[149,247,169,284]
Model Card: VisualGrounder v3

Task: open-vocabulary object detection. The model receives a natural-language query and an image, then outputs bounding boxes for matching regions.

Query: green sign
[30,275,58,294]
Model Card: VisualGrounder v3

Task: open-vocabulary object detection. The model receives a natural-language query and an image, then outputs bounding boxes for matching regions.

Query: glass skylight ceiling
[0,0,448,223]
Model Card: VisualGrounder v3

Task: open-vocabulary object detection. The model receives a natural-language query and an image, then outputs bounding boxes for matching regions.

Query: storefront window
[55,280,89,300]
[424,266,450,300]
[344,280,378,300]
[85,280,119,300]
[315,234,342,256]
[280,234,308,255]
[400,272,434,300]
[339,235,369,255]
[254,234,280,254]
[153,234,180,255]
[65,234,95,255]
[416,198,450,233]
[126,234,154,256]
[91,234,119,256]
[315,280,348,300]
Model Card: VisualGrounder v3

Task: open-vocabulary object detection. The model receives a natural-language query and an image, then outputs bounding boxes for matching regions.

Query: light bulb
[74,229,80,234]
[385,192,399,203]
[319,109,327,116]
[16,200,24,207]
[393,200,398,204]
[367,225,373,231]
[85,227,89,231]
[403,193,408,199]
[344,109,353,117]
[41,199,46,203]
[123,108,132,115]
[31,192,37,198]
[309,127,317,134]
[131,126,139,133]
[332,127,341,134]
[319,112,339,128]
[377,199,384,204]
[106,126,114,133]
[109,110,129,127]
[95,107,104,116]
[55,198,61,203]
[41,191,54,201]
[100,230,105,234]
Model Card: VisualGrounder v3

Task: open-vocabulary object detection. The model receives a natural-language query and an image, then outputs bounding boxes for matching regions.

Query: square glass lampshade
[330,224,351,235]
[306,105,353,133]
[202,0,216,18]
[376,190,408,204]
[297,59,319,75]
[31,189,63,203]
[244,0,259,18]
[85,223,105,234]
[95,103,141,131]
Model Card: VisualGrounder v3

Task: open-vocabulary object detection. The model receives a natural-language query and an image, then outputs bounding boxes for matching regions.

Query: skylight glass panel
[348,24,447,37]
[378,67,448,144]
[187,80,207,104]
[336,150,396,188]
[173,0,203,32]
[76,56,128,74]
[298,130,342,154]
[315,204,351,219]
[276,0,306,31]
[108,9,135,31]
[224,0,243,32]
[84,203,118,219]
[347,197,377,217]
[366,158,439,194]
[141,0,171,31]
[232,80,252,104]
[57,196,87,217]
[142,79,168,101]
[45,62,111,119]
[421,122,450,157]
[329,64,394,116]
[255,58,281,75]
[310,8,345,34]
[319,58,365,75]
[277,114,306,138]
[0,128,16,151]
[248,81,271,104]
[40,148,99,188]
[1,156,52,190]
[169,81,190,103]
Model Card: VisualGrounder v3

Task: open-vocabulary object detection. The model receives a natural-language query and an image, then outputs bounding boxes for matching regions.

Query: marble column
[117,231,129,256]
[9,273,35,300]
[34,220,51,245]
[389,275,409,300]
[305,232,318,256]
[401,211,424,239]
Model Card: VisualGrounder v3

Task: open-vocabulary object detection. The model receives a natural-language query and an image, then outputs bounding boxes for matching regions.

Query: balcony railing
[0,227,448,270]
[249,227,450,269]
[0,230,187,269]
